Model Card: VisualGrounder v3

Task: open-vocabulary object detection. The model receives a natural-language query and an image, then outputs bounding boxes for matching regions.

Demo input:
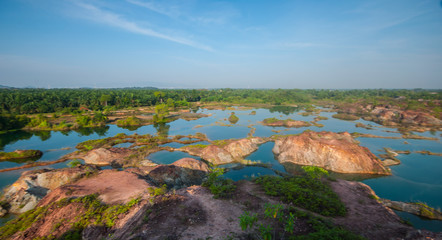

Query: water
[147,150,200,164]
[0,106,440,231]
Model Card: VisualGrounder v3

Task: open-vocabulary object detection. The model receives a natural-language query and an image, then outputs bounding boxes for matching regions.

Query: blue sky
[0,0,441,89]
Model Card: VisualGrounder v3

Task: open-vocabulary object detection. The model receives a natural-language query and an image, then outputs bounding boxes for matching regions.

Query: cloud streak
[74,2,213,51]
[126,0,180,18]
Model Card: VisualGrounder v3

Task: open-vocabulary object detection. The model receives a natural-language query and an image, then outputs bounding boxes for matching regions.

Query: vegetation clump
[228,112,239,124]
[0,149,42,161]
[255,166,346,217]
[116,116,144,127]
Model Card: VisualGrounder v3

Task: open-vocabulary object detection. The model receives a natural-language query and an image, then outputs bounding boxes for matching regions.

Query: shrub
[255,170,346,217]
[203,167,236,199]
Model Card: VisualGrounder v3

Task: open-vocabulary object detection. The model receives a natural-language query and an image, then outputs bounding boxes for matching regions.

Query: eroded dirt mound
[39,170,154,206]
[273,131,390,174]
[1,165,99,214]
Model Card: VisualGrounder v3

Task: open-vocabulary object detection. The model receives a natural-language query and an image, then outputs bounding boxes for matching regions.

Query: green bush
[203,168,236,199]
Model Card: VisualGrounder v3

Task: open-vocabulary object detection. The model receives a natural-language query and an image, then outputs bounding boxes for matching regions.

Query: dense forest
[0,88,440,114]
[0,88,440,132]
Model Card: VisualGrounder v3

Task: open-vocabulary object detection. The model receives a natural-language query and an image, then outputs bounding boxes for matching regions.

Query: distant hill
[0,85,14,89]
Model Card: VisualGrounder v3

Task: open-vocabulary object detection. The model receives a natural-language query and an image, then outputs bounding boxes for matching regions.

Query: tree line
[0,88,440,115]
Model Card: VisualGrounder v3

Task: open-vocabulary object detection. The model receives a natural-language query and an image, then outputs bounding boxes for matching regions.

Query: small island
[0,150,43,162]
[261,117,312,128]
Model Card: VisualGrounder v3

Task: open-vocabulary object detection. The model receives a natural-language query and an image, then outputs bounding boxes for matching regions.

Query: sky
[0,0,441,89]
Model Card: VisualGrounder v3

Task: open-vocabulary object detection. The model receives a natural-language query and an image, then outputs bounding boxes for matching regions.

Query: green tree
[153,104,169,124]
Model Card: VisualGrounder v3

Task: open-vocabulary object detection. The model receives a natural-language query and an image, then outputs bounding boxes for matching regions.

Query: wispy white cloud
[126,0,239,26]
[275,42,328,49]
[73,1,213,51]
[126,0,180,18]
[370,10,428,31]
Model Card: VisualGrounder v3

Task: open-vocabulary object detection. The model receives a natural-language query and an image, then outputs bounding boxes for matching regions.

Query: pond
[0,106,441,231]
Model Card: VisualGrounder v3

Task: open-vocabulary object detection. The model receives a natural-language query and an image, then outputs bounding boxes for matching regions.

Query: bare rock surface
[82,147,133,166]
[273,131,390,174]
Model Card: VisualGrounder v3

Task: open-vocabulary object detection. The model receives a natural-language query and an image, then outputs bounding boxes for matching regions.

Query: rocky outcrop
[337,104,442,130]
[224,138,265,159]
[148,158,210,188]
[380,199,442,220]
[82,147,133,166]
[0,165,99,214]
[180,137,266,165]
[273,131,390,174]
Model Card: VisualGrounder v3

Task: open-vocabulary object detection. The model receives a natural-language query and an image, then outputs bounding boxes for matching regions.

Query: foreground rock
[273,131,390,174]
[0,165,99,214]
[180,137,266,165]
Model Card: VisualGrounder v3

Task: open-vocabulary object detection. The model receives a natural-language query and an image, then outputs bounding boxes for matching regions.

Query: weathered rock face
[148,158,210,188]
[180,137,266,165]
[0,165,99,214]
[273,131,390,174]
[82,147,133,166]
[224,138,265,159]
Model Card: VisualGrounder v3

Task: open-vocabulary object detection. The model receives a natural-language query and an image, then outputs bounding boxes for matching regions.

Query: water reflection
[268,106,299,115]
[0,131,33,150]
[154,123,170,137]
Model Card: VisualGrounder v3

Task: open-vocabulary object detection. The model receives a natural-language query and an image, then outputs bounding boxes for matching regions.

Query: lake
[0,106,441,231]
